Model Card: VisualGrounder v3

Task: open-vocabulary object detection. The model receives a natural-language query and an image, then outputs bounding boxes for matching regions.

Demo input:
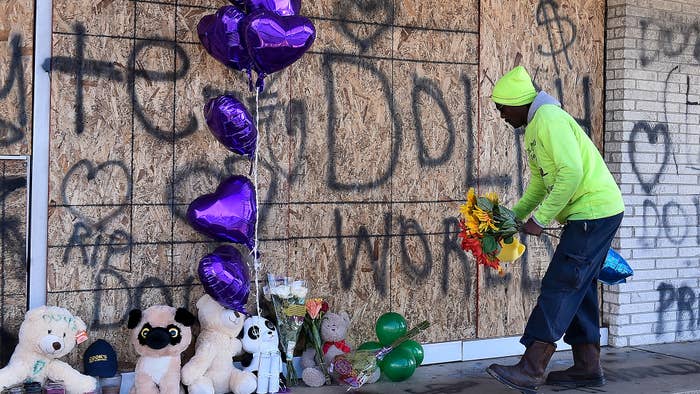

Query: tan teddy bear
[127,305,195,394]
[181,295,257,394]
[300,311,354,387]
[0,305,97,394]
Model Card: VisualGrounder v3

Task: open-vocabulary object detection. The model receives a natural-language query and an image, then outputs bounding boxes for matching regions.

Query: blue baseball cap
[83,339,117,378]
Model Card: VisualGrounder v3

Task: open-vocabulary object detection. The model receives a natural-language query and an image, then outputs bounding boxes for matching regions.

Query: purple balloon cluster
[191,0,315,313]
[198,0,316,91]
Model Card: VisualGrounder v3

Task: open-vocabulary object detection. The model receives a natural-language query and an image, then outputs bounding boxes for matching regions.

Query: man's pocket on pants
[543,252,589,291]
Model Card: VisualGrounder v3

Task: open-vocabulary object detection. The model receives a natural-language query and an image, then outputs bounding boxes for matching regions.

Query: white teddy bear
[181,295,257,394]
[0,305,97,394]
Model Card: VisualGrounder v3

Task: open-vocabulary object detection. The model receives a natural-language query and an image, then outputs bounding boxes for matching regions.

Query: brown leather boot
[546,343,605,387]
[486,341,556,394]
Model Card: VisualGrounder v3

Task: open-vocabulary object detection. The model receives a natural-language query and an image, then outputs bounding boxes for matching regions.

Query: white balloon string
[253,88,262,318]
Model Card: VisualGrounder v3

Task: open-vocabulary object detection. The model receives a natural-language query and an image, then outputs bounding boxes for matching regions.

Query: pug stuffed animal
[127,305,195,394]
[239,316,287,394]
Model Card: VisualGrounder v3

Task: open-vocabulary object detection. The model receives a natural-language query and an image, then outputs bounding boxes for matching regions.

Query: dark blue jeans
[520,212,624,347]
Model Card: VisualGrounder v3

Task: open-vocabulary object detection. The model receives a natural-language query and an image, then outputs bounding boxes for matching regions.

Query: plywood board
[477,0,604,338]
[44,0,604,365]
[0,159,28,364]
[0,0,34,155]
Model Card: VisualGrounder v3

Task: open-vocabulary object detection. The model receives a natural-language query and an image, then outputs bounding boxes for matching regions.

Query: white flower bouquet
[266,273,308,385]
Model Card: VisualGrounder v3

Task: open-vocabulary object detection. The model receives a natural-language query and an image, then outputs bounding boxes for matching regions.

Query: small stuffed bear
[300,311,352,387]
[127,305,195,394]
[239,316,286,394]
[181,295,257,394]
[0,305,97,394]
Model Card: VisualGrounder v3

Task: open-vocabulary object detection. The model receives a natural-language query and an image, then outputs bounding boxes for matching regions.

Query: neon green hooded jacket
[512,92,624,225]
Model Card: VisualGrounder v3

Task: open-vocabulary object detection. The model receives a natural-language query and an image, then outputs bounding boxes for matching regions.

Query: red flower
[321,301,329,313]
[458,220,502,273]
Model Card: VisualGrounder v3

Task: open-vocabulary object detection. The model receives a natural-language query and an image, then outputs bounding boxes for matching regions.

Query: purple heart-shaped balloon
[246,0,302,16]
[198,245,250,313]
[198,6,252,71]
[187,176,257,249]
[204,95,257,157]
[242,10,316,75]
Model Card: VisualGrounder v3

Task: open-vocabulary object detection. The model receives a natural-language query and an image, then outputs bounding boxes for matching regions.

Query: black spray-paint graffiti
[43,0,598,306]
[0,168,27,364]
[628,68,699,247]
[657,282,699,336]
[640,198,699,247]
[0,35,27,146]
[639,19,700,67]
[629,122,670,195]
[58,159,196,328]
[60,159,132,230]
[533,0,591,136]
[47,24,196,140]
[687,75,700,130]
[628,120,699,248]
[536,0,576,75]
[337,0,393,54]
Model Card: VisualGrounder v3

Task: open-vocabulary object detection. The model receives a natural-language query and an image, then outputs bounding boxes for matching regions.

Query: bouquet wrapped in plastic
[329,320,429,390]
[266,273,308,385]
[458,188,524,275]
[302,298,332,385]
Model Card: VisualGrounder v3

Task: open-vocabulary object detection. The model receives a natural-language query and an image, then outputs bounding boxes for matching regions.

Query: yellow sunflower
[485,191,499,205]
[474,206,498,232]
[465,214,481,234]
[459,188,478,219]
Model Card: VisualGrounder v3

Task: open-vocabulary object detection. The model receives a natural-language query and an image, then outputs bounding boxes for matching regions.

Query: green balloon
[398,340,424,365]
[379,347,416,381]
[375,312,407,346]
[357,341,382,352]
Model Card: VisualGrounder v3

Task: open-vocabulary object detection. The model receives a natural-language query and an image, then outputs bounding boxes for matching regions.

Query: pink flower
[306,298,323,319]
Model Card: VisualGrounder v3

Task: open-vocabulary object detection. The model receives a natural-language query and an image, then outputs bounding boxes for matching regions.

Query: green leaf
[477,197,493,211]
[503,235,514,244]
[482,235,498,254]
[501,207,516,220]
[502,218,516,228]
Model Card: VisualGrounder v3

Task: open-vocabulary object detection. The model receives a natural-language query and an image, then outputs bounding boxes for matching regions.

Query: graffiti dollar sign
[536,0,576,75]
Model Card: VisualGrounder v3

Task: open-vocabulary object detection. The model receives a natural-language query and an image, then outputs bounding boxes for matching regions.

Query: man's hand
[522,217,543,236]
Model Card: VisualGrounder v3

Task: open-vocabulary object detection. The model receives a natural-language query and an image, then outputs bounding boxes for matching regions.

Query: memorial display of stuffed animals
[301,311,357,387]
[181,295,257,394]
[127,305,195,394]
[240,316,286,394]
[0,305,97,394]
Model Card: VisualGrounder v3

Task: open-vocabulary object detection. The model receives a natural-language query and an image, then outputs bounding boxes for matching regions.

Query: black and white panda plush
[239,316,287,394]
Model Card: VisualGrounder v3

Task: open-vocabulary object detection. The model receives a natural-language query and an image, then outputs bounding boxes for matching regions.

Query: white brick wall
[603,0,700,347]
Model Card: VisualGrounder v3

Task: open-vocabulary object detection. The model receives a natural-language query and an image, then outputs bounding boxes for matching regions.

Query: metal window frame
[28,0,52,308]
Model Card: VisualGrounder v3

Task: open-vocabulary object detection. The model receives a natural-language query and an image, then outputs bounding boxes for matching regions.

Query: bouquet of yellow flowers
[458,188,524,275]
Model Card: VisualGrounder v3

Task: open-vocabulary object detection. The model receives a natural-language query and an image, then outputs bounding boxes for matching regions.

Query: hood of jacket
[527,91,561,124]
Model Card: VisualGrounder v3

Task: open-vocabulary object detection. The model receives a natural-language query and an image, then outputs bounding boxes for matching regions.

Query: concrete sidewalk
[291,341,700,394]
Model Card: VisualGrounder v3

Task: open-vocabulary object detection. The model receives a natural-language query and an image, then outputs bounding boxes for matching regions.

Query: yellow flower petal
[485,192,499,205]
[467,188,476,205]
[466,215,480,234]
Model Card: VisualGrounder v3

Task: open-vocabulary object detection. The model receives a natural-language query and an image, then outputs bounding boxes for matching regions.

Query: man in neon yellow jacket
[485,66,624,394]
